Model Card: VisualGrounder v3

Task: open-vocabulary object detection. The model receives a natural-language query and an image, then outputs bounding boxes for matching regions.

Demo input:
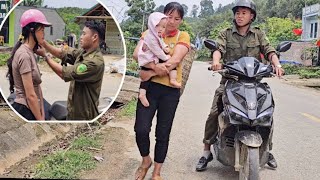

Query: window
[310,22,318,39]
[310,23,313,38]
[314,22,318,38]
[50,27,53,35]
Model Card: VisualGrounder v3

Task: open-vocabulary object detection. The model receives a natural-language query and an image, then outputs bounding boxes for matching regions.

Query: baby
[138,12,181,107]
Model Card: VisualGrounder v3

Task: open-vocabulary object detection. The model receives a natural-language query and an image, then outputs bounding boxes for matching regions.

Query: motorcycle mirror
[276,41,292,52]
[204,39,218,51]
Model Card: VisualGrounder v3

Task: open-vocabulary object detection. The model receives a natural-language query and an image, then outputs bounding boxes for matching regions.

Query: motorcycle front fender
[235,130,262,148]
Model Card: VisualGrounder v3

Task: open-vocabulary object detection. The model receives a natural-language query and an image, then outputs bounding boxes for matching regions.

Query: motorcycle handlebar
[208,65,224,71]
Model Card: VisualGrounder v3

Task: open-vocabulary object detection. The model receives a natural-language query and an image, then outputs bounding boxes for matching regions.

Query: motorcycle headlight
[251,107,274,126]
[227,106,250,125]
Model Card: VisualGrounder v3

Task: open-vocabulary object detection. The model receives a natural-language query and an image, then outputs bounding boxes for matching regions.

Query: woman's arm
[164,44,189,71]
[21,72,44,120]
[134,39,169,80]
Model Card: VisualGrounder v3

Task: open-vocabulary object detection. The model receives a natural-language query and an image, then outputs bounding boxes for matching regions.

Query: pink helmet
[20,9,51,28]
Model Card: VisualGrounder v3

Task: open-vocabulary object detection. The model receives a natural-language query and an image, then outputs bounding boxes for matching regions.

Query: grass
[34,134,102,179]
[34,150,95,179]
[71,135,101,150]
[120,99,137,117]
[0,53,10,66]
[283,64,320,78]
[126,58,139,72]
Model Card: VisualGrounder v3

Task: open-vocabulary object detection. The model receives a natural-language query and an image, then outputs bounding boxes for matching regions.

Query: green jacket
[216,25,276,63]
[61,47,104,120]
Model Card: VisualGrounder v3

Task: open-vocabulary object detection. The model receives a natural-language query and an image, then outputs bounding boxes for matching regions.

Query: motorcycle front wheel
[239,145,259,180]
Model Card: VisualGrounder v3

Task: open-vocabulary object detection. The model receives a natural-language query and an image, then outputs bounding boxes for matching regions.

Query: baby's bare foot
[139,93,150,107]
[170,80,181,88]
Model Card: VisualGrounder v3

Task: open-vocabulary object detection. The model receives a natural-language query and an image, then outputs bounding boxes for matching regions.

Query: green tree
[198,0,214,18]
[208,21,232,40]
[179,21,195,41]
[21,0,43,6]
[190,4,199,18]
[56,7,87,39]
[181,4,188,16]
[122,0,156,37]
[194,11,233,38]
[258,17,302,46]
[154,5,164,13]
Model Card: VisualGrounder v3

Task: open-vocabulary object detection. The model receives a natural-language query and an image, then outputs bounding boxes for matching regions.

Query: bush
[282,64,300,75]
[298,67,320,79]
[195,48,211,61]
[283,64,320,78]
[0,53,10,66]
[120,99,137,117]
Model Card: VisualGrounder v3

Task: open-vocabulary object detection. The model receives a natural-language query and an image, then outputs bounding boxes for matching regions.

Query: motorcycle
[7,93,112,120]
[204,39,291,179]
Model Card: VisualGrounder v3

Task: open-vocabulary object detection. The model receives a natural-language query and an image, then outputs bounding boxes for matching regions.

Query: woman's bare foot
[135,156,152,180]
[170,79,181,88]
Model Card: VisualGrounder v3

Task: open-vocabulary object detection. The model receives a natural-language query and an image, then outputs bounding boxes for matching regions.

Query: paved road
[109,61,320,180]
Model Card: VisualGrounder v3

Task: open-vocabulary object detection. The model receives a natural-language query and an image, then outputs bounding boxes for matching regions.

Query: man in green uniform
[196,0,284,171]
[39,21,105,120]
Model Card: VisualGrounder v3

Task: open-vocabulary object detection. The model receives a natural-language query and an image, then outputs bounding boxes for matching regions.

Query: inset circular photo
[0,0,126,122]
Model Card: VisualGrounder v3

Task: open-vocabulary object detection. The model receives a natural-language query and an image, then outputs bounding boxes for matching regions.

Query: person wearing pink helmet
[7,9,51,121]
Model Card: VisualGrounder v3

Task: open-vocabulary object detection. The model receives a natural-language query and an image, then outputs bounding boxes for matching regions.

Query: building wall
[77,18,124,55]
[11,6,65,46]
[105,18,123,55]
[302,4,320,41]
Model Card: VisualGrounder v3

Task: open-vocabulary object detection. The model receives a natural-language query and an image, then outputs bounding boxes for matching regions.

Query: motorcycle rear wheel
[239,145,259,180]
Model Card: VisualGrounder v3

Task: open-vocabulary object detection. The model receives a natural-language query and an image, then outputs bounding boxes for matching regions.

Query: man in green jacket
[196,0,284,171]
[39,21,105,120]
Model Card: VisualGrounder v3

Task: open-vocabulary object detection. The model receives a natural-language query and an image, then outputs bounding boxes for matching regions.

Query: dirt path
[1,62,320,179]
[80,118,139,180]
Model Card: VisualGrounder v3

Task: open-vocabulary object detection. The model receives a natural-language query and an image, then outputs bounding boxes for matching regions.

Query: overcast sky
[43,0,234,21]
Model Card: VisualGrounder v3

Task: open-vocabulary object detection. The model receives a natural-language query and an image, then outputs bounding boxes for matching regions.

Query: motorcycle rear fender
[235,130,262,148]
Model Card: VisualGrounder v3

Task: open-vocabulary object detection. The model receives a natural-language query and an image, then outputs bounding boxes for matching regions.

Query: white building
[302,3,320,41]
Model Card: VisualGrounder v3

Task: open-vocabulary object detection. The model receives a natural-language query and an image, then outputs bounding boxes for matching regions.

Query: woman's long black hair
[7,22,42,93]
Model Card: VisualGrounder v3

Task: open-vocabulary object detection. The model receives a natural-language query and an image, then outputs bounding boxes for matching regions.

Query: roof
[75,3,112,23]
[81,3,110,16]
[15,6,66,25]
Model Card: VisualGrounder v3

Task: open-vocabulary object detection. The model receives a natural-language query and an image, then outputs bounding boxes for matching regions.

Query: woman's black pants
[134,82,180,163]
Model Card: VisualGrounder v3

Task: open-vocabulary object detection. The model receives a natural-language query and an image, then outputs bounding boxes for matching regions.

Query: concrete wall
[0,110,74,173]
[280,41,315,66]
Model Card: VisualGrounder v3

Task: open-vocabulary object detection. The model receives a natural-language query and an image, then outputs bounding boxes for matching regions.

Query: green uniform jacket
[61,47,105,120]
[216,25,276,84]
[216,25,276,63]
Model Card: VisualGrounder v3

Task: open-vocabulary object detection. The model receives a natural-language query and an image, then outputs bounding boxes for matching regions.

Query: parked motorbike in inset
[204,39,291,180]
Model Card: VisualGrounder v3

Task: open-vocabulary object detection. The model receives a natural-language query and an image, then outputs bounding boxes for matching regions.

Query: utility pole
[141,0,146,33]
